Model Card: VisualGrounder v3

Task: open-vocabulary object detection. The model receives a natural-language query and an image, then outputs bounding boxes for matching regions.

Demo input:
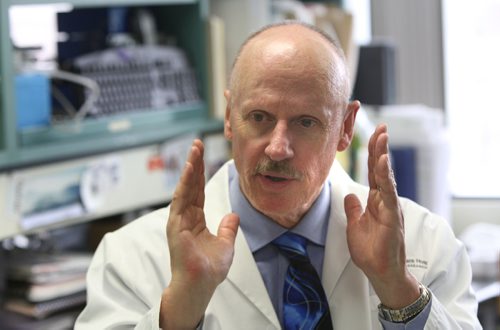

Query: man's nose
[264,121,294,161]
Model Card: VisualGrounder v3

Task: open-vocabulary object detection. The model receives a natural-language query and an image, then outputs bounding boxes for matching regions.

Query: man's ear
[224,90,233,141]
[337,100,360,152]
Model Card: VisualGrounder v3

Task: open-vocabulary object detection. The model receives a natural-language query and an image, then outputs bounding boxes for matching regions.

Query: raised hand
[344,124,420,309]
[160,139,240,329]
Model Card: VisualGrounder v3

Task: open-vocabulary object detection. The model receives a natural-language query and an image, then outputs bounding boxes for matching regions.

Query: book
[6,251,91,303]
[3,291,86,319]
[6,251,92,284]
[0,307,82,329]
[8,275,86,302]
[207,15,227,119]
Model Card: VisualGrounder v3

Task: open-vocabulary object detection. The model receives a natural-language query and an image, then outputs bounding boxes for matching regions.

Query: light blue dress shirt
[227,163,431,329]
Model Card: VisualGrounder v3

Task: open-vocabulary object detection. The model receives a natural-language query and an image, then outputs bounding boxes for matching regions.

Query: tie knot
[273,232,309,261]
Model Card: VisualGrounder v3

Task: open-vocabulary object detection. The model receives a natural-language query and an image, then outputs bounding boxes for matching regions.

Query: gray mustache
[254,160,302,180]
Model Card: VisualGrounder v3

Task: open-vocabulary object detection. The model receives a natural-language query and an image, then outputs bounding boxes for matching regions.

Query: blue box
[15,73,51,130]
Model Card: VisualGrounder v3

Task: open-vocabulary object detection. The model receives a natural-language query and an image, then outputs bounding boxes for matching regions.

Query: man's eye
[298,118,315,128]
[251,113,266,122]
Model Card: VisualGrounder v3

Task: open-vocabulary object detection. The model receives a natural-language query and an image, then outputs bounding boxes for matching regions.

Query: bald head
[229,21,351,110]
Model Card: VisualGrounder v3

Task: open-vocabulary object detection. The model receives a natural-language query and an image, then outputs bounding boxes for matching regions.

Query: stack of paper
[4,251,92,319]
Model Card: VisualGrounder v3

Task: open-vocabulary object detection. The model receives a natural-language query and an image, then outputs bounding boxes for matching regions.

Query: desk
[473,280,500,329]
[473,281,500,303]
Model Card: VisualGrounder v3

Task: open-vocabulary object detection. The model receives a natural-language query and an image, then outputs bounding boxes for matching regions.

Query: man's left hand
[344,124,420,309]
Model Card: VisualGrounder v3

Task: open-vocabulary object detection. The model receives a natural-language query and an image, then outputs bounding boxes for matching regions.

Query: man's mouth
[265,175,288,182]
[254,160,302,182]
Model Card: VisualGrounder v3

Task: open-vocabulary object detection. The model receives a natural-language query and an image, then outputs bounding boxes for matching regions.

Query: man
[76,22,481,329]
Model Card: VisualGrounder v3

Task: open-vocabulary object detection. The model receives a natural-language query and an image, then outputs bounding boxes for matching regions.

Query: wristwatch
[378,283,431,323]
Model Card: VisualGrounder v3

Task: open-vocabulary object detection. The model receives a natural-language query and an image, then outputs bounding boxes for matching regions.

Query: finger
[191,139,204,181]
[217,213,240,246]
[344,193,364,225]
[193,139,206,208]
[170,141,204,216]
[374,129,389,160]
[367,124,387,189]
[375,153,399,209]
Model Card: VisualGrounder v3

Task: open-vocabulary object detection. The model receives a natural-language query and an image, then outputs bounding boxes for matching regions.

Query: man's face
[224,36,354,227]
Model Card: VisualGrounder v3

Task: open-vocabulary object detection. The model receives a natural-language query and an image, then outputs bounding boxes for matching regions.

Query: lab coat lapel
[322,160,355,299]
[204,162,280,328]
[226,231,281,328]
[322,188,351,300]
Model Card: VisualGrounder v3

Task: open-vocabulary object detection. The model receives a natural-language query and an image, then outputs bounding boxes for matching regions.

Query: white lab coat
[75,160,481,329]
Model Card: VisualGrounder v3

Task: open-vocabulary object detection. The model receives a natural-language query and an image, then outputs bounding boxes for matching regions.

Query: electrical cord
[50,85,77,121]
[45,69,100,122]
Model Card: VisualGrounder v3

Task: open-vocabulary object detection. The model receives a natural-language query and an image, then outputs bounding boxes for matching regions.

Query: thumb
[344,193,363,225]
[217,213,240,245]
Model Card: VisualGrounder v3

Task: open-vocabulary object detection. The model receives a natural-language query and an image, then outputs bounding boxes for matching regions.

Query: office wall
[210,0,271,78]
[371,0,445,110]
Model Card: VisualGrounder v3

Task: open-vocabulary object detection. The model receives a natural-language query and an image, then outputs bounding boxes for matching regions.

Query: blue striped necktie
[273,232,333,330]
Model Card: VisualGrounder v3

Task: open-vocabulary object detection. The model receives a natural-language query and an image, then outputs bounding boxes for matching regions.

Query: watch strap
[378,283,431,323]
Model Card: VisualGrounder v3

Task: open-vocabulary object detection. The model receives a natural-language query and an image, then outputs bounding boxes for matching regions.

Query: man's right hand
[160,139,240,329]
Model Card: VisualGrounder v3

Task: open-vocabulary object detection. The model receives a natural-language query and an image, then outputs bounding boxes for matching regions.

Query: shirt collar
[228,163,331,253]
